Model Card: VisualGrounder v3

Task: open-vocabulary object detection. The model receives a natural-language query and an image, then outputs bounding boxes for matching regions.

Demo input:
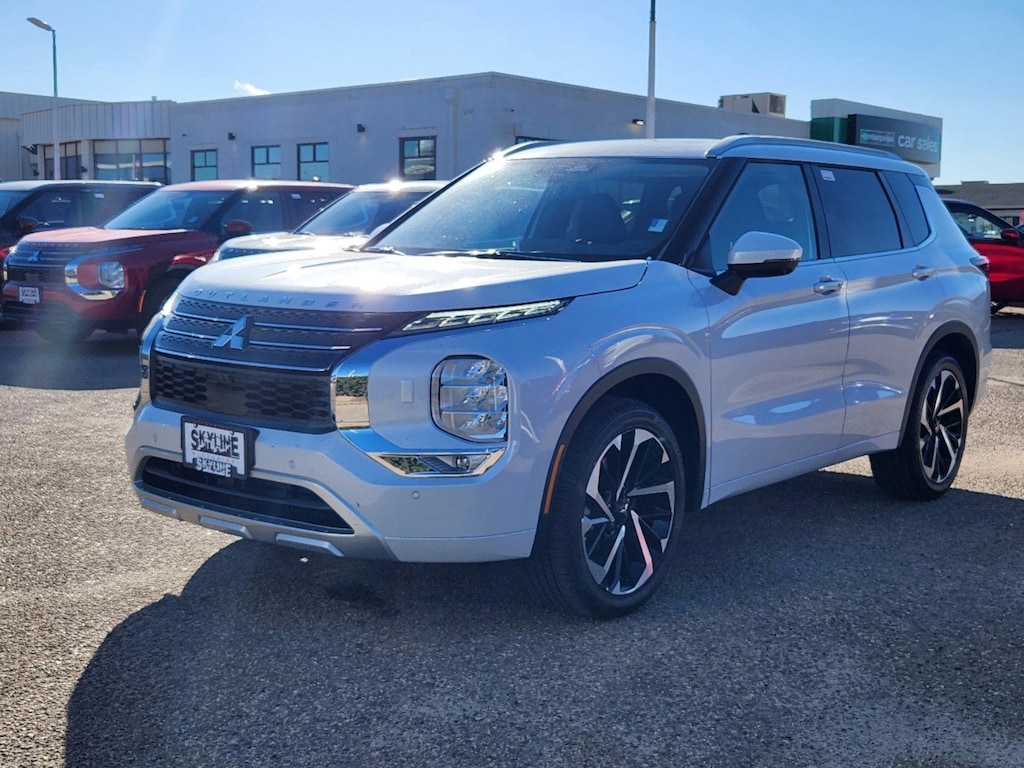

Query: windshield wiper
[361,245,406,255]
[423,248,572,262]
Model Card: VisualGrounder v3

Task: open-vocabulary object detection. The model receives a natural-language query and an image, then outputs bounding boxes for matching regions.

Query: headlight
[97,261,125,289]
[401,299,570,333]
[433,357,508,442]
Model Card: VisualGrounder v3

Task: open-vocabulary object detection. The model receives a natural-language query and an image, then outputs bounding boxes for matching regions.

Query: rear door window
[220,191,286,233]
[814,167,901,257]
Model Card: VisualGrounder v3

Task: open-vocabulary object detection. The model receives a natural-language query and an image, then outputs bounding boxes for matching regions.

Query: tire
[139,276,181,331]
[528,396,687,619]
[870,354,968,500]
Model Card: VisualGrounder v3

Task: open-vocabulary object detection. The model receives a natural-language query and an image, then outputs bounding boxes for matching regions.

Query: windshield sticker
[820,169,836,182]
[94,193,106,198]
[648,218,668,233]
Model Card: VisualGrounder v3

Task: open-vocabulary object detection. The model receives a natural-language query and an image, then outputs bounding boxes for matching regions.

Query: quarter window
[191,150,218,181]
[401,137,436,180]
[815,167,901,257]
[708,162,817,272]
[884,171,931,247]
[298,142,329,181]
[252,145,282,180]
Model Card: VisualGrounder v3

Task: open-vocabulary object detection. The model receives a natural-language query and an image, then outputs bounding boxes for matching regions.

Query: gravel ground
[1,310,1023,768]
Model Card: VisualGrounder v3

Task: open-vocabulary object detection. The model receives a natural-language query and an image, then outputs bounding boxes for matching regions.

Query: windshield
[299,187,434,236]
[105,189,234,230]
[373,156,710,260]
[0,190,31,218]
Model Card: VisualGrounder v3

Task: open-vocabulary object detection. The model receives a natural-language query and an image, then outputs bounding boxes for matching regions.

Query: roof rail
[707,134,901,161]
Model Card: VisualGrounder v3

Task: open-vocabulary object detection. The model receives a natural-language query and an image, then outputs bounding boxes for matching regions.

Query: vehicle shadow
[992,308,1024,350]
[64,469,1024,767]
[0,327,140,390]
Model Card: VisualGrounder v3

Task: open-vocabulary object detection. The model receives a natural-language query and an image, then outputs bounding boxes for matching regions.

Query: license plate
[181,419,253,478]
[19,286,40,305]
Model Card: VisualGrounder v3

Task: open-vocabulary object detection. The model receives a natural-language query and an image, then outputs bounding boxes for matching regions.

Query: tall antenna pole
[646,0,656,138]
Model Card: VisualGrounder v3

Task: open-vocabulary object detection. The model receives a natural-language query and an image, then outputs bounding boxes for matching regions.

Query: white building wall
[171,73,809,185]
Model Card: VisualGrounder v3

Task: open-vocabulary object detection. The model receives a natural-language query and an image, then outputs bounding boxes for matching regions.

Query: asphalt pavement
[1,311,1023,767]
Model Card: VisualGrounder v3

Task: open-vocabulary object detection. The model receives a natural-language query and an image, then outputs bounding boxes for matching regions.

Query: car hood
[180,251,648,313]
[217,232,369,257]
[16,227,211,248]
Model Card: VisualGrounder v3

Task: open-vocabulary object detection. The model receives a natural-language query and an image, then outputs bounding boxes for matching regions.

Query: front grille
[140,457,353,534]
[156,296,419,371]
[152,354,335,432]
[150,297,419,432]
[5,265,65,283]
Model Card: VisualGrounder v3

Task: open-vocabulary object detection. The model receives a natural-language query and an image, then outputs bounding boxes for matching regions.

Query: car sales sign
[182,419,253,477]
[848,114,942,165]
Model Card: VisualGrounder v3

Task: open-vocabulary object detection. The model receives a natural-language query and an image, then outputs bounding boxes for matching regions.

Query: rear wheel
[870,354,968,500]
[528,397,687,619]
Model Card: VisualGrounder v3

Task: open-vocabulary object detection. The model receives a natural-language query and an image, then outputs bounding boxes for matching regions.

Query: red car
[2,180,352,341]
[943,198,1024,311]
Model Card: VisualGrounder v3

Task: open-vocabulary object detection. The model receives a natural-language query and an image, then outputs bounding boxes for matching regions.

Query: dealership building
[2,72,944,187]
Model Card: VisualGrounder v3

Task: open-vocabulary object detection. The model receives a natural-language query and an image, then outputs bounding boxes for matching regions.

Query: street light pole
[27,17,60,180]
[646,0,656,139]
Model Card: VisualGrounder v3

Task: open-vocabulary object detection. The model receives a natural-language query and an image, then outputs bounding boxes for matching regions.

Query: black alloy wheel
[529,396,686,619]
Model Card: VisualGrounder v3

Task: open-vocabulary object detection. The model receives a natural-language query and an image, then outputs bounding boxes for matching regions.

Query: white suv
[126,136,991,618]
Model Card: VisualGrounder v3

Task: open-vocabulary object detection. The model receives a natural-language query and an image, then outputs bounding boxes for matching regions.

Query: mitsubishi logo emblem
[213,316,252,349]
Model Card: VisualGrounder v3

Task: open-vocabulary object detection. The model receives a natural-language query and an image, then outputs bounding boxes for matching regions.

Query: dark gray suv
[126,136,991,618]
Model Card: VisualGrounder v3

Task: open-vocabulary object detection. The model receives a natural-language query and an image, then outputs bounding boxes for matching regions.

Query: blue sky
[6,0,1021,185]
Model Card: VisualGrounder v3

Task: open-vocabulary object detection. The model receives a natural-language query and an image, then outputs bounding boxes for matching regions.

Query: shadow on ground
[65,469,1024,767]
[0,327,139,390]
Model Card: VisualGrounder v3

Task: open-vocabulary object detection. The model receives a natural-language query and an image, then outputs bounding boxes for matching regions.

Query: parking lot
[1,311,1022,767]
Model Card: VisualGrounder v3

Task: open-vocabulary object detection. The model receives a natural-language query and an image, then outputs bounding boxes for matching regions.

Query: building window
[140,139,171,185]
[42,142,83,180]
[400,137,436,180]
[192,150,218,181]
[298,142,329,181]
[94,139,170,183]
[252,145,281,179]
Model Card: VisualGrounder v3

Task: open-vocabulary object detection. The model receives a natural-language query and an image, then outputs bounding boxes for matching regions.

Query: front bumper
[126,401,544,563]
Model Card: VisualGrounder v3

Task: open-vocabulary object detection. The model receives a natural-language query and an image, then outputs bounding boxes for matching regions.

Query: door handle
[912,265,936,280]
[813,277,845,295]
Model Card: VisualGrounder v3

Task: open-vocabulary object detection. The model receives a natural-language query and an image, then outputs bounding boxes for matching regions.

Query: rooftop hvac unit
[718,93,787,118]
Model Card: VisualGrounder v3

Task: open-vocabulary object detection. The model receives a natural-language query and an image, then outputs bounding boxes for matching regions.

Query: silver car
[126,136,990,618]
[211,180,446,260]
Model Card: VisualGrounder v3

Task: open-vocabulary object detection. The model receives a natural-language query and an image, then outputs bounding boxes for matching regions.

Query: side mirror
[16,216,39,235]
[1000,227,1022,245]
[223,219,253,239]
[711,231,803,296]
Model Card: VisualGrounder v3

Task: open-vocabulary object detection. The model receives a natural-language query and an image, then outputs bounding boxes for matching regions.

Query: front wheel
[528,397,687,619]
[870,354,968,500]
[139,276,182,332]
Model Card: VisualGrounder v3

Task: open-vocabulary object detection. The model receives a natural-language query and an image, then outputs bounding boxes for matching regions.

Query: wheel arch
[540,358,706,521]
[896,321,981,442]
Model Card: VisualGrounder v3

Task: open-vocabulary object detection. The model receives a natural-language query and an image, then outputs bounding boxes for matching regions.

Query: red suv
[1,180,352,341]
[943,198,1024,311]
